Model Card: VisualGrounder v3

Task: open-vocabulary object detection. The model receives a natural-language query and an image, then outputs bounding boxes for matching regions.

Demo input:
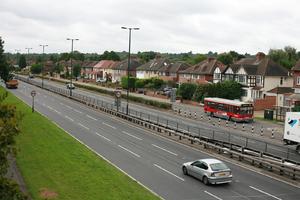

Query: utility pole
[39,44,48,88]
[66,38,79,96]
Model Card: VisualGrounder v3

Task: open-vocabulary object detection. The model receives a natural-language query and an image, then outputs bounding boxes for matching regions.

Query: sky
[0,0,299,55]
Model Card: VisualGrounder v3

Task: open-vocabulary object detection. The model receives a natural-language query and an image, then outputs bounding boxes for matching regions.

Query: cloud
[1,0,300,54]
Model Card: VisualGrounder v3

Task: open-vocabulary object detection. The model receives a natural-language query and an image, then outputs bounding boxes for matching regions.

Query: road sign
[115,90,121,98]
[31,90,36,97]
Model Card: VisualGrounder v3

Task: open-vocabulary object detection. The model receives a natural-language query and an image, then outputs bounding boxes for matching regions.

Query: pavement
[10,81,300,200]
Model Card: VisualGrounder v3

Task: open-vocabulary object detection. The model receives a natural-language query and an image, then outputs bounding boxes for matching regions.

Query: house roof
[267,87,294,94]
[179,58,225,75]
[168,62,191,73]
[136,57,171,71]
[113,59,142,71]
[93,60,119,69]
[230,53,288,76]
[292,60,300,71]
[82,61,98,68]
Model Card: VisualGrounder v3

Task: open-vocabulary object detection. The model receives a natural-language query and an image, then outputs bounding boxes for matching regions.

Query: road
[19,76,300,163]
[9,81,300,200]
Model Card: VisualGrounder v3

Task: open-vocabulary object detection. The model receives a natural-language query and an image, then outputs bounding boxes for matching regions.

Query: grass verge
[1,87,160,200]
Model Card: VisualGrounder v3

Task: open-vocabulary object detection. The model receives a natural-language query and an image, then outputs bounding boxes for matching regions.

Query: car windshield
[209,162,228,171]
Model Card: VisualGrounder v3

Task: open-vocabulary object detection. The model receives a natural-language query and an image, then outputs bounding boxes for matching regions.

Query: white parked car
[182,158,232,185]
[96,78,106,83]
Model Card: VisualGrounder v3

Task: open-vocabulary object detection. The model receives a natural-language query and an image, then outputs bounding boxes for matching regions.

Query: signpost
[31,90,36,112]
[115,90,121,112]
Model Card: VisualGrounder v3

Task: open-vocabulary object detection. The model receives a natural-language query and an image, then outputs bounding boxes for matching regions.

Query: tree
[100,51,120,61]
[217,53,233,65]
[18,55,27,69]
[0,37,10,82]
[137,51,157,62]
[268,46,298,69]
[30,63,42,74]
[0,91,28,200]
[72,63,82,78]
[121,76,136,90]
[177,83,197,100]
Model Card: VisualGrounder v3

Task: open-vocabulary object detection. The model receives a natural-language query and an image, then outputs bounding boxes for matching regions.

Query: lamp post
[15,49,21,67]
[121,26,139,115]
[39,44,48,88]
[67,38,79,96]
[25,47,32,54]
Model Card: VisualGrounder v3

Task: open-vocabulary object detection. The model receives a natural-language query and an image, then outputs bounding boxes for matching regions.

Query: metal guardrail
[16,76,300,177]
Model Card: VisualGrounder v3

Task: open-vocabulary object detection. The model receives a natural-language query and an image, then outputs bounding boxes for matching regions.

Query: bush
[30,63,42,74]
[178,83,197,100]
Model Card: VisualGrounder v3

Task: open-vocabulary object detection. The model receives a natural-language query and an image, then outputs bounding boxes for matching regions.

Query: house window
[280,77,283,85]
[214,73,221,80]
[256,76,261,85]
[297,76,300,85]
[238,75,246,83]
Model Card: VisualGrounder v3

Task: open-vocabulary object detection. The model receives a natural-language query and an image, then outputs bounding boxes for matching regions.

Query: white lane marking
[73,109,83,114]
[53,109,61,115]
[66,105,73,109]
[43,95,47,98]
[204,191,223,200]
[152,144,178,156]
[122,131,142,140]
[154,164,184,181]
[65,116,74,122]
[42,103,46,106]
[59,102,65,106]
[47,105,54,110]
[86,115,97,121]
[102,122,116,129]
[118,145,141,158]
[78,123,90,130]
[249,186,282,200]
[95,132,111,141]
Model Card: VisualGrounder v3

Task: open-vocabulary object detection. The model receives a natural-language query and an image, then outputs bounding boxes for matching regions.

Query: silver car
[182,158,232,185]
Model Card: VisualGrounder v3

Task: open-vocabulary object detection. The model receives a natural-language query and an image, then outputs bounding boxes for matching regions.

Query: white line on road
[249,186,282,200]
[53,109,61,115]
[73,109,83,114]
[66,105,73,109]
[118,145,141,158]
[65,116,74,122]
[78,123,90,130]
[122,131,142,140]
[86,115,97,121]
[59,102,65,106]
[152,144,178,156]
[47,105,54,110]
[204,191,223,200]
[102,122,116,129]
[95,132,111,141]
[43,95,47,98]
[154,164,184,181]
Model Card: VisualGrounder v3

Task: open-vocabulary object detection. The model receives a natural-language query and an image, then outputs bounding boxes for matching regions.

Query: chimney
[155,54,162,59]
[256,52,265,61]
[208,57,215,62]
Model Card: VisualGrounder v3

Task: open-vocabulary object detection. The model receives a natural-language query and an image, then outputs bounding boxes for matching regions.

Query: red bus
[204,97,254,122]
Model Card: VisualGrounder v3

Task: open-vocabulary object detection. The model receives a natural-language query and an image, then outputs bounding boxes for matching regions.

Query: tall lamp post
[121,26,139,115]
[67,38,79,96]
[25,47,32,54]
[39,44,48,88]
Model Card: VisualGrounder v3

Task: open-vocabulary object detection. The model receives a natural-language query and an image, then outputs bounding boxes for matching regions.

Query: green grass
[1,87,160,200]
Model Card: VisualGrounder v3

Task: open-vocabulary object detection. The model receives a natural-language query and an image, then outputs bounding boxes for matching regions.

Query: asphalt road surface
[8,81,300,200]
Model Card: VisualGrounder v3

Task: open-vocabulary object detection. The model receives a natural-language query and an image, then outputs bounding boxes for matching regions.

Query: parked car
[29,74,35,78]
[96,78,106,83]
[66,83,75,89]
[182,158,232,185]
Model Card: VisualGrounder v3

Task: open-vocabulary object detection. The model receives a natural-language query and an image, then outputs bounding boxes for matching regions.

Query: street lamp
[25,47,32,54]
[39,44,48,88]
[121,26,139,115]
[67,38,79,96]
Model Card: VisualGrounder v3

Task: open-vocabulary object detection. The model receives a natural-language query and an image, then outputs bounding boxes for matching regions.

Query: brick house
[81,61,98,78]
[158,61,190,82]
[286,60,300,106]
[88,60,119,81]
[178,58,225,84]
[136,57,171,79]
[111,58,142,83]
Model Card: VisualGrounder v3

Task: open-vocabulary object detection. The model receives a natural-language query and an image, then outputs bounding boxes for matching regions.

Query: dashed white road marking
[102,122,116,129]
[86,115,97,121]
[65,116,74,122]
[122,131,142,140]
[152,144,178,156]
[204,191,223,200]
[78,123,90,130]
[66,105,73,109]
[59,102,65,106]
[118,145,141,158]
[47,105,54,110]
[95,132,111,141]
[249,186,282,200]
[154,164,184,181]
[53,109,61,115]
[73,109,82,114]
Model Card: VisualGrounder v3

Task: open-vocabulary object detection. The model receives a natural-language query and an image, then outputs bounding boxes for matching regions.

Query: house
[88,60,119,81]
[158,61,191,82]
[136,57,171,79]
[111,58,142,83]
[178,58,225,84]
[286,60,300,106]
[81,61,98,78]
[222,52,293,102]
[266,87,294,107]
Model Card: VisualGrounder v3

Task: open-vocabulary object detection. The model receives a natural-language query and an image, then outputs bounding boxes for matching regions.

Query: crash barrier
[17,76,300,172]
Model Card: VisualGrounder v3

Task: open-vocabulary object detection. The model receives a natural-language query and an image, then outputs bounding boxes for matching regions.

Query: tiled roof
[113,59,142,71]
[93,60,119,69]
[136,58,171,71]
[178,58,225,75]
[267,87,294,94]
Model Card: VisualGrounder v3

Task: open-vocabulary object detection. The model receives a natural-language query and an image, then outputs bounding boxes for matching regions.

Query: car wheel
[182,166,188,175]
[202,176,209,185]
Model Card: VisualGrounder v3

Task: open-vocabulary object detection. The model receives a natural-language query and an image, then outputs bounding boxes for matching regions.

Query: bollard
[200,115,203,120]
[271,128,275,138]
[226,120,229,127]
[194,112,197,119]
[218,118,221,126]
[174,107,177,113]
[184,111,187,117]
[208,116,211,122]
[251,125,254,134]
[189,111,192,118]
[178,108,181,114]
[234,122,237,129]
[242,123,245,131]
[260,126,264,136]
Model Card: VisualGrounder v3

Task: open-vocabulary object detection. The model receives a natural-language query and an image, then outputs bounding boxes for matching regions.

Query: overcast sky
[0,0,299,55]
